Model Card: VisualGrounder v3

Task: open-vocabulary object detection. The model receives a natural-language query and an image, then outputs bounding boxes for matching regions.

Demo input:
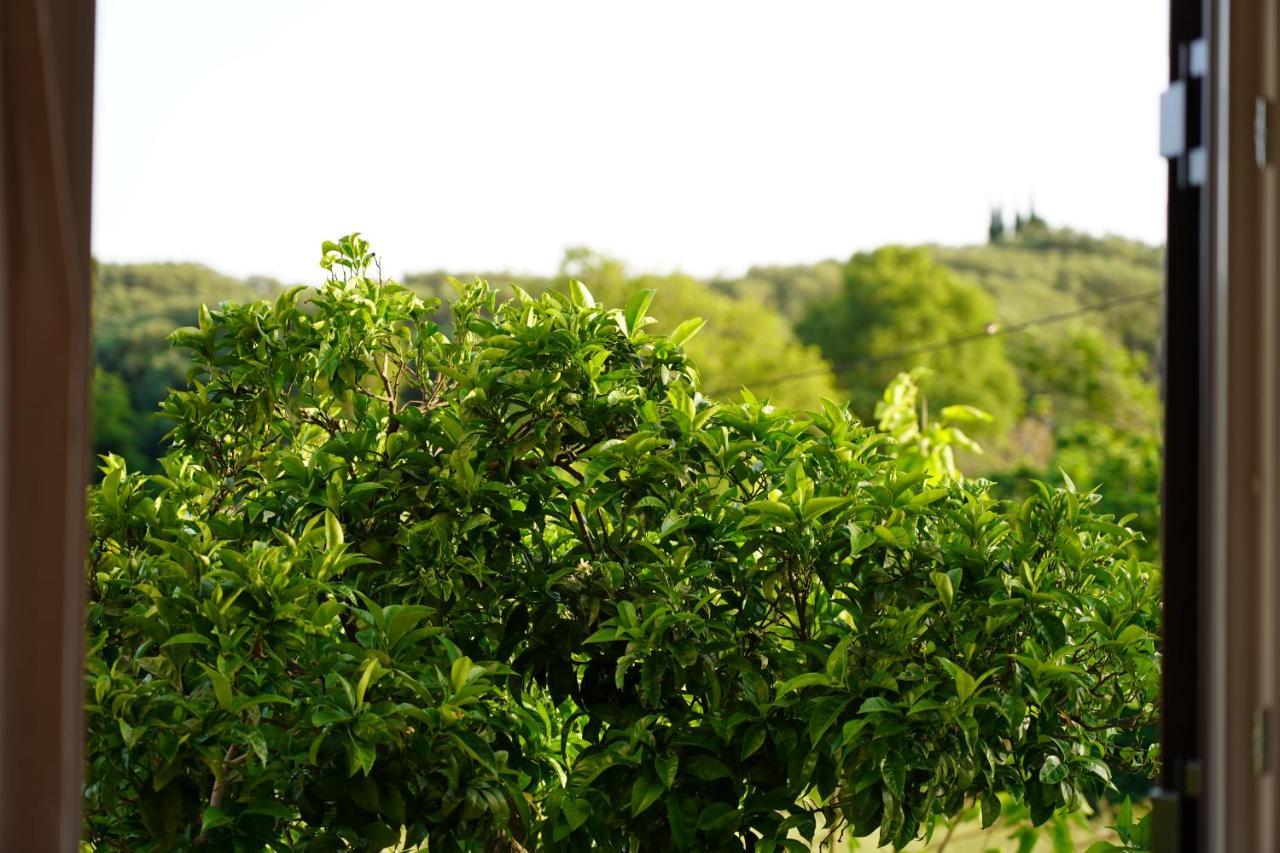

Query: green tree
[92,367,145,471]
[92,260,284,467]
[557,249,843,410]
[1009,326,1160,437]
[875,368,994,482]
[708,260,845,323]
[932,226,1164,361]
[988,208,1006,244]
[85,237,1158,851]
[409,248,843,412]
[797,246,1023,431]
[987,327,1162,560]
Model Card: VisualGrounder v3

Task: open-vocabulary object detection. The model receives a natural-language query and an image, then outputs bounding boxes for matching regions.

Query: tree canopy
[796,247,1024,431]
[403,249,841,412]
[85,237,1159,851]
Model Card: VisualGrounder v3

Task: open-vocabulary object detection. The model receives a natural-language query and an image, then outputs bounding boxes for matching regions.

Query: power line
[709,288,1164,395]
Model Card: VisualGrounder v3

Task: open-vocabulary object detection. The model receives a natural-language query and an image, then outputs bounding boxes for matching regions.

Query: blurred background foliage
[91,215,1163,559]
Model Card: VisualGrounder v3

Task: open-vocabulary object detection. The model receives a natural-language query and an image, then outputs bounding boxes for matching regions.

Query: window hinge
[1255,705,1271,775]
[1149,787,1181,853]
[1183,758,1202,796]
[1148,759,1200,853]
[1255,97,1271,168]
[1161,37,1208,186]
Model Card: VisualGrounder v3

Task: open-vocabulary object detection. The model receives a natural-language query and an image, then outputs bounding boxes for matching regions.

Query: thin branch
[1057,708,1149,733]
[596,507,626,562]
[570,500,598,559]
[553,458,584,482]
[933,814,960,852]
[376,354,399,415]
[194,745,241,845]
[210,745,240,809]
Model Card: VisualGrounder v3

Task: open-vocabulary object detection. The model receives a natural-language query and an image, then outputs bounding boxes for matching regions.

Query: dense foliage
[404,248,842,411]
[86,237,1158,850]
[92,225,1166,550]
[93,261,284,467]
[796,247,1023,431]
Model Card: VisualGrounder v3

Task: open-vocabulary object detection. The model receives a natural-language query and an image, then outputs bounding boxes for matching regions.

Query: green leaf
[684,754,732,781]
[355,658,382,710]
[450,656,474,693]
[567,279,596,308]
[655,752,679,788]
[139,784,182,846]
[1077,756,1113,785]
[908,487,949,508]
[668,794,693,847]
[930,571,955,610]
[562,797,591,830]
[668,316,706,346]
[698,802,740,832]
[306,731,326,765]
[118,719,141,748]
[624,289,656,339]
[630,771,665,817]
[311,706,352,727]
[324,510,344,550]
[939,404,993,424]
[199,664,233,711]
[874,525,899,546]
[162,633,213,648]
[246,728,268,766]
[386,606,432,647]
[311,599,344,627]
[980,789,1000,829]
[739,725,767,761]
[1040,754,1069,784]
[230,693,291,713]
[345,482,385,499]
[808,695,852,744]
[825,636,852,681]
[583,627,617,644]
[775,671,829,699]
[954,669,977,702]
[880,751,906,796]
[347,735,376,776]
[858,697,896,715]
[200,806,234,833]
[802,495,853,522]
[745,500,795,521]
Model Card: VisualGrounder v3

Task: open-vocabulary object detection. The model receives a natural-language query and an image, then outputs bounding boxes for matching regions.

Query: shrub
[84,236,1159,851]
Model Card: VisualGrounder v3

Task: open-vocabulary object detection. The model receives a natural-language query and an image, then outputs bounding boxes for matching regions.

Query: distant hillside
[932,226,1163,359]
[709,225,1163,361]
[92,261,283,467]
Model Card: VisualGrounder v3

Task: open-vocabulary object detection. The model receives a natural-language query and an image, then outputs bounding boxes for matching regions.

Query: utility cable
[707,288,1163,395]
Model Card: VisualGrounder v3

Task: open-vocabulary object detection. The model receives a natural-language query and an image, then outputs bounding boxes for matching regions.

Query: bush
[84,236,1159,851]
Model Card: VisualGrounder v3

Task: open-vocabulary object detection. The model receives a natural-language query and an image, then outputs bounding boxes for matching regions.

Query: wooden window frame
[1161,0,1280,848]
[0,0,96,849]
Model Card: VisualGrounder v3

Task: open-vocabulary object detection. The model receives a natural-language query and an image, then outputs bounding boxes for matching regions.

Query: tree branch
[571,500,598,559]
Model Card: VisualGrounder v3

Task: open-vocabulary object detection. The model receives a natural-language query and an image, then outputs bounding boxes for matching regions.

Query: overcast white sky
[93,1,1168,284]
